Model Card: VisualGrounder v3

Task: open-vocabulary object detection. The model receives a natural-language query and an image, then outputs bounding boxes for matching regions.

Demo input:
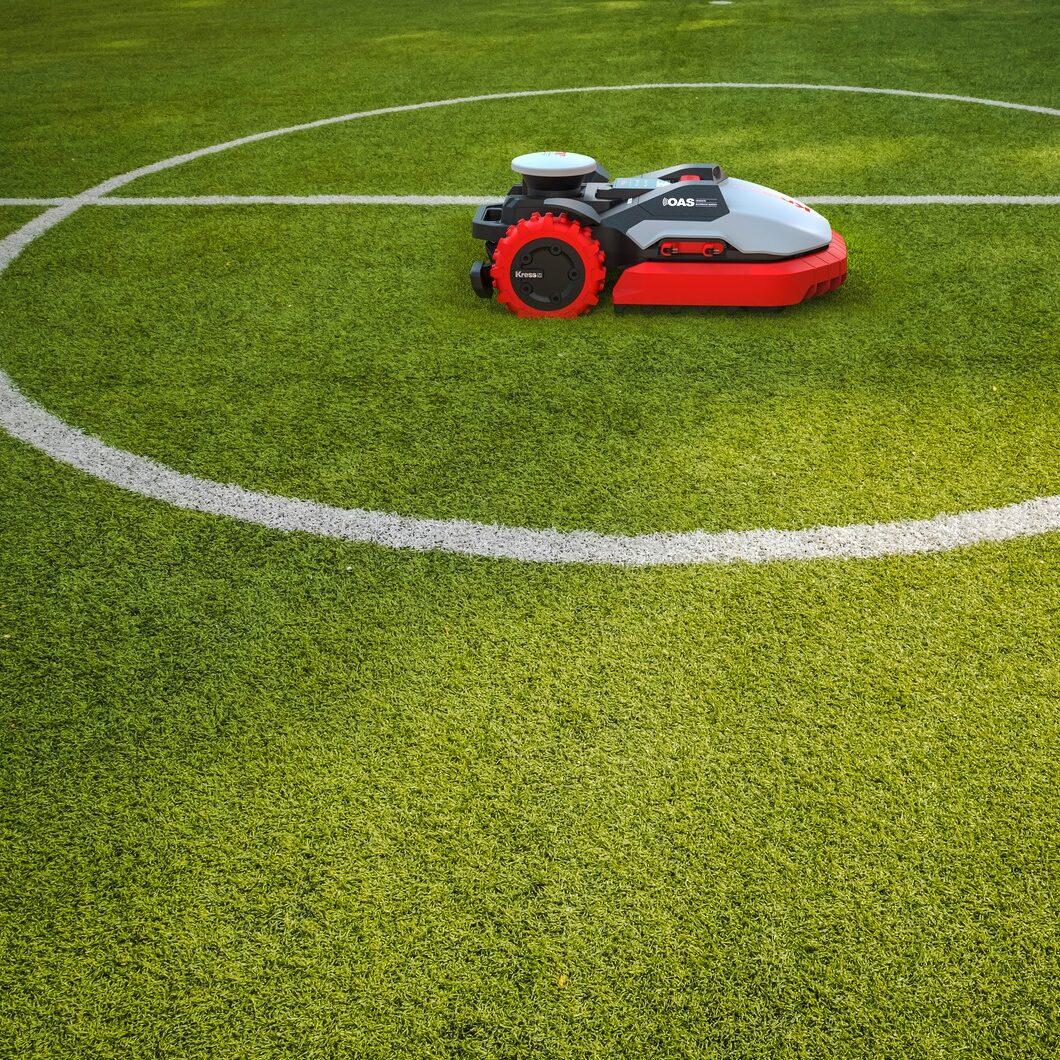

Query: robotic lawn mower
[470,151,847,317]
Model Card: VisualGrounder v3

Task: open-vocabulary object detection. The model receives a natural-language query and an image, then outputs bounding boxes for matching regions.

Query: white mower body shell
[617,177,833,257]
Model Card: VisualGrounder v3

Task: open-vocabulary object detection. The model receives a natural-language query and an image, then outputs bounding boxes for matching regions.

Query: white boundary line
[3,194,1059,207]
[2,370,1057,565]
[1,82,1059,566]
[803,194,1060,205]
[100,194,493,206]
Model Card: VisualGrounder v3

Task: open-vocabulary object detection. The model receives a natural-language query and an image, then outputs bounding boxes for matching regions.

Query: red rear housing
[612,233,848,308]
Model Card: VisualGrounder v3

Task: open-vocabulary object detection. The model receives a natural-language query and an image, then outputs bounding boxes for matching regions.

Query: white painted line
[0,201,85,271]
[2,81,1059,565]
[2,369,1058,565]
[94,194,495,206]
[802,195,1060,205]
[52,194,1060,207]
[6,195,1060,209]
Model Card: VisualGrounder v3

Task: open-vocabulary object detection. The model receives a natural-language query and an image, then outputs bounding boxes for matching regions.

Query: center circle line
[1,82,1058,565]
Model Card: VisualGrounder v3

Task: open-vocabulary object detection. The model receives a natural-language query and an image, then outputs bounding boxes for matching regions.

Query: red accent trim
[660,240,725,258]
[612,232,848,308]
[491,212,606,318]
[678,174,700,182]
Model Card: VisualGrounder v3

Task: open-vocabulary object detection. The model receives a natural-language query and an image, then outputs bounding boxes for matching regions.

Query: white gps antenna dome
[511,151,598,196]
[511,151,598,178]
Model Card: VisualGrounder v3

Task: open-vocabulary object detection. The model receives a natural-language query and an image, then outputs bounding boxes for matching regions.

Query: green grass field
[2,1,1059,1056]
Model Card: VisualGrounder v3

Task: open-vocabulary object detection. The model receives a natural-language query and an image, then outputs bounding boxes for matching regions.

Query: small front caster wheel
[470,260,494,299]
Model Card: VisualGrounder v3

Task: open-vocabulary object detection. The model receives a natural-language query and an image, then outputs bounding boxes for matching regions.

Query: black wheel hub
[508,238,585,311]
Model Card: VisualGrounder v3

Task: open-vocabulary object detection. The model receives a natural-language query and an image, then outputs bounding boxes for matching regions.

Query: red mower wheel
[491,212,606,318]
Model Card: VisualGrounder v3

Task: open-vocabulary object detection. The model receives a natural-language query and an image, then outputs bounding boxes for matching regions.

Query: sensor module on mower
[469,151,847,317]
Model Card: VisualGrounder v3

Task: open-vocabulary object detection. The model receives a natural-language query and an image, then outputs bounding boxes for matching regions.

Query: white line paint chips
[1,82,1059,565]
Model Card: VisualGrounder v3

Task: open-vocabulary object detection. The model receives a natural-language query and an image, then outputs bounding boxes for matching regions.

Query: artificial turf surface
[2,1,1059,1057]
[2,203,1058,534]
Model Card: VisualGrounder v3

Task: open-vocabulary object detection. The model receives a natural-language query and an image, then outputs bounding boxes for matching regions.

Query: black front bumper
[471,202,508,243]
